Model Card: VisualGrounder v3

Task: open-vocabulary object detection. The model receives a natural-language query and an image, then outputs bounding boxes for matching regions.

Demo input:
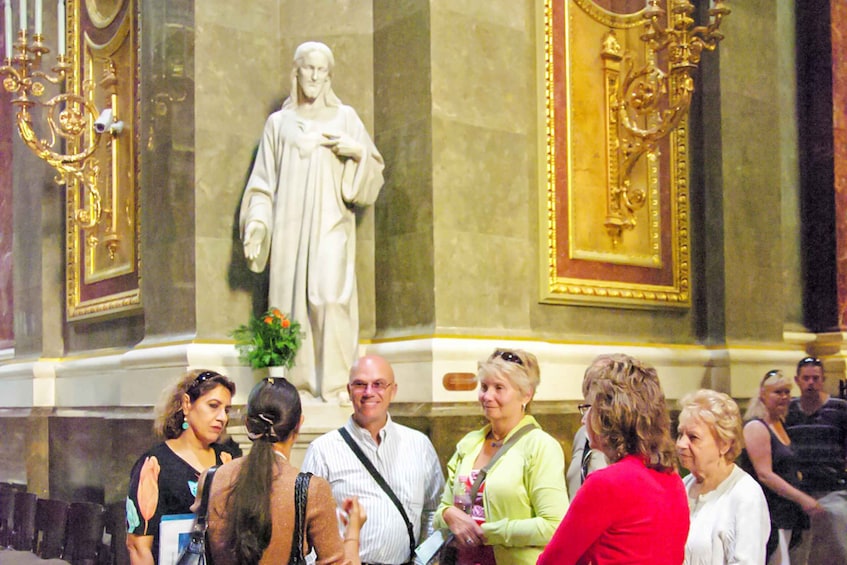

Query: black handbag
[288,472,312,565]
[175,466,219,565]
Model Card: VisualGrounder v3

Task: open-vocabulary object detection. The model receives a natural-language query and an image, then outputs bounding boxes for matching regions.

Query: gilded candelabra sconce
[4,0,140,321]
[603,0,729,245]
[1,0,124,256]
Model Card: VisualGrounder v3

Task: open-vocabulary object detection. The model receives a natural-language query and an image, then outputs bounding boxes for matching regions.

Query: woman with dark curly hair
[126,369,236,564]
[204,377,365,565]
[538,353,689,565]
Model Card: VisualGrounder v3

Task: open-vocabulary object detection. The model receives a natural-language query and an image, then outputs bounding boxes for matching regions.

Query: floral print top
[126,442,230,562]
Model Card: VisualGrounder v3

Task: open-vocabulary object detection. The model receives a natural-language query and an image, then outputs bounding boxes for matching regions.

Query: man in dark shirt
[784,356,847,564]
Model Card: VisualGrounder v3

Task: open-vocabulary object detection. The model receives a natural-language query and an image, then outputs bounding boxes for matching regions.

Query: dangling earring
[521,403,526,412]
[181,416,189,430]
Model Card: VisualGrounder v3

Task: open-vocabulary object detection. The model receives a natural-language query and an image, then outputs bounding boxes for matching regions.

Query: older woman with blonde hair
[677,389,769,564]
[741,370,823,564]
[434,348,568,565]
[538,353,689,565]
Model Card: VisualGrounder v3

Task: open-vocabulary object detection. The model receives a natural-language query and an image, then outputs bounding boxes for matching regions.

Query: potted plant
[231,308,302,375]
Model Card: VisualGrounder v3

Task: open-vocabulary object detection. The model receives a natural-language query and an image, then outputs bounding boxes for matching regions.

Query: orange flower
[282,319,291,328]
[264,316,273,324]
[137,456,161,535]
[271,308,282,319]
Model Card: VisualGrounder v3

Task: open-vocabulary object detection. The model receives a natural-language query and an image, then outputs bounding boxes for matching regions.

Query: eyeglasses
[349,380,394,393]
[578,403,591,416]
[798,356,822,367]
[494,350,524,366]
[188,371,220,392]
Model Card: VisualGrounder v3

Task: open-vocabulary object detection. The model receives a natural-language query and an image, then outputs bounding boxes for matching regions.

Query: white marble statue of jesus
[239,41,384,401]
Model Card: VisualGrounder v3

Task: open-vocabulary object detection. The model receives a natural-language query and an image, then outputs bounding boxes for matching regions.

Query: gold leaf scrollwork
[604,0,730,245]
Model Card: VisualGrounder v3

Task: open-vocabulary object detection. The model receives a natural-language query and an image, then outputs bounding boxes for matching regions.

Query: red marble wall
[0,8,13,347]
[834,2,847,328]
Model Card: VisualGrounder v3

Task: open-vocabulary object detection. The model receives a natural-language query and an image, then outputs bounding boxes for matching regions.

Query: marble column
[832,1,847,329]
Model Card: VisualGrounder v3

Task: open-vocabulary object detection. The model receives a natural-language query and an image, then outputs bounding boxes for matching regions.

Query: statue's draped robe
[240,105,384,399]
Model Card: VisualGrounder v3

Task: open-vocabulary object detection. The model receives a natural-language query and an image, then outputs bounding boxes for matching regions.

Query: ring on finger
[465,537,473,544]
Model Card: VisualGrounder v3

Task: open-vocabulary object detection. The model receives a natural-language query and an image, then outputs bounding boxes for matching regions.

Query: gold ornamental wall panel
[538,0,690,308]
[66,0,140,320]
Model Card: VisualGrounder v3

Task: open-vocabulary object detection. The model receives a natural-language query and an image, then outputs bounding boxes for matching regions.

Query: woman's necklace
[488,430,505,448]
[273,450,288,461]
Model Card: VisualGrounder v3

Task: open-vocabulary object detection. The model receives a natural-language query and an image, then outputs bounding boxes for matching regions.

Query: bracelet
[344,538,359,543]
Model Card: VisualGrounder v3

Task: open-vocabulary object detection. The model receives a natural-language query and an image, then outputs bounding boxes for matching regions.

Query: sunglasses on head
[494,350,523,366]
[188,371,220,392]
[761,369,781,385]
[798,356,822,367]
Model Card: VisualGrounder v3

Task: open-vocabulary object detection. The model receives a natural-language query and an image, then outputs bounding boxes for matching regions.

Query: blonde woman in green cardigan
[434,349,569,565]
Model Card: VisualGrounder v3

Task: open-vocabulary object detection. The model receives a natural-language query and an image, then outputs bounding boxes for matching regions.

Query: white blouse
[683,464,771,565]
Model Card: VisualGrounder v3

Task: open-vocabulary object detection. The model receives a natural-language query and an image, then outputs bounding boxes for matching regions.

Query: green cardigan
[434,415,569,565]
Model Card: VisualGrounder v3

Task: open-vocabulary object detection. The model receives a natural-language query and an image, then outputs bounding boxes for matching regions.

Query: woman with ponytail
[204,377,366,565]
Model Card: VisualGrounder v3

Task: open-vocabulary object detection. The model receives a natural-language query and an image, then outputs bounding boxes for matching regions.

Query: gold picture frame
[65,0,141,320]
[538,0,690,309]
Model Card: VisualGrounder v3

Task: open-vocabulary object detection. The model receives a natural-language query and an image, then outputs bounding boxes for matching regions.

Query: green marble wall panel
[430,4,533,135]
[139,0,197,338]
[374,1,434,332]
[717,0,785,341]
[427,2,535,333]
[48,415,153,504]
[194,0,279,338]
[0,416,28,485]
[776,2,803,330]
[374,3,431,135]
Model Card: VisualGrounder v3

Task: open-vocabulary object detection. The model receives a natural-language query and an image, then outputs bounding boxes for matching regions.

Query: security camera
[93,108,124,135]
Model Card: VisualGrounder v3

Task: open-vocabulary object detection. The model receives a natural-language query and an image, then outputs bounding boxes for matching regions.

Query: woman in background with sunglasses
[126,369,236,564]
[434,348,568,565]
[740,370,823,564]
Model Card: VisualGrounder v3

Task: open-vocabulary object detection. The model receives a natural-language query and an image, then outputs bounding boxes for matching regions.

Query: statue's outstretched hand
[321,132,363,162]
[243,221,267,261]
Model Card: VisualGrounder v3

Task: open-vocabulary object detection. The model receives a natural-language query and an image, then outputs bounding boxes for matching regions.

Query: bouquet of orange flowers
[231,308,302,369]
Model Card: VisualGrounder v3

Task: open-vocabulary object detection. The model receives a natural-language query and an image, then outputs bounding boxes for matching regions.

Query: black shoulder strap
[194,465,219,530]
[337,427,416,561]
[468,423,537,507]
[288,472,312,565]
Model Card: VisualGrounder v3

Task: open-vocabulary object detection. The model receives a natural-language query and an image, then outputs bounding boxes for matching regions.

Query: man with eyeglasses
[565,362,610,497]
[302,355,445,565]
[783,356,847,564]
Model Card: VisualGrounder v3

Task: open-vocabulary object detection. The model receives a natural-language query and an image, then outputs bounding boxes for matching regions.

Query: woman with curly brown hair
[538,353,689,565]
[126,369,236,564]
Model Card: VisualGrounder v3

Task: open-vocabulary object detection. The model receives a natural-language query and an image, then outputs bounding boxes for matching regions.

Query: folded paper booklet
[414,529,452,565]
[159,513,196,565]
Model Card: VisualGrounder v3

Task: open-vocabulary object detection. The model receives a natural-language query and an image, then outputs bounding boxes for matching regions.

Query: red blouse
[538,455,689,565]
